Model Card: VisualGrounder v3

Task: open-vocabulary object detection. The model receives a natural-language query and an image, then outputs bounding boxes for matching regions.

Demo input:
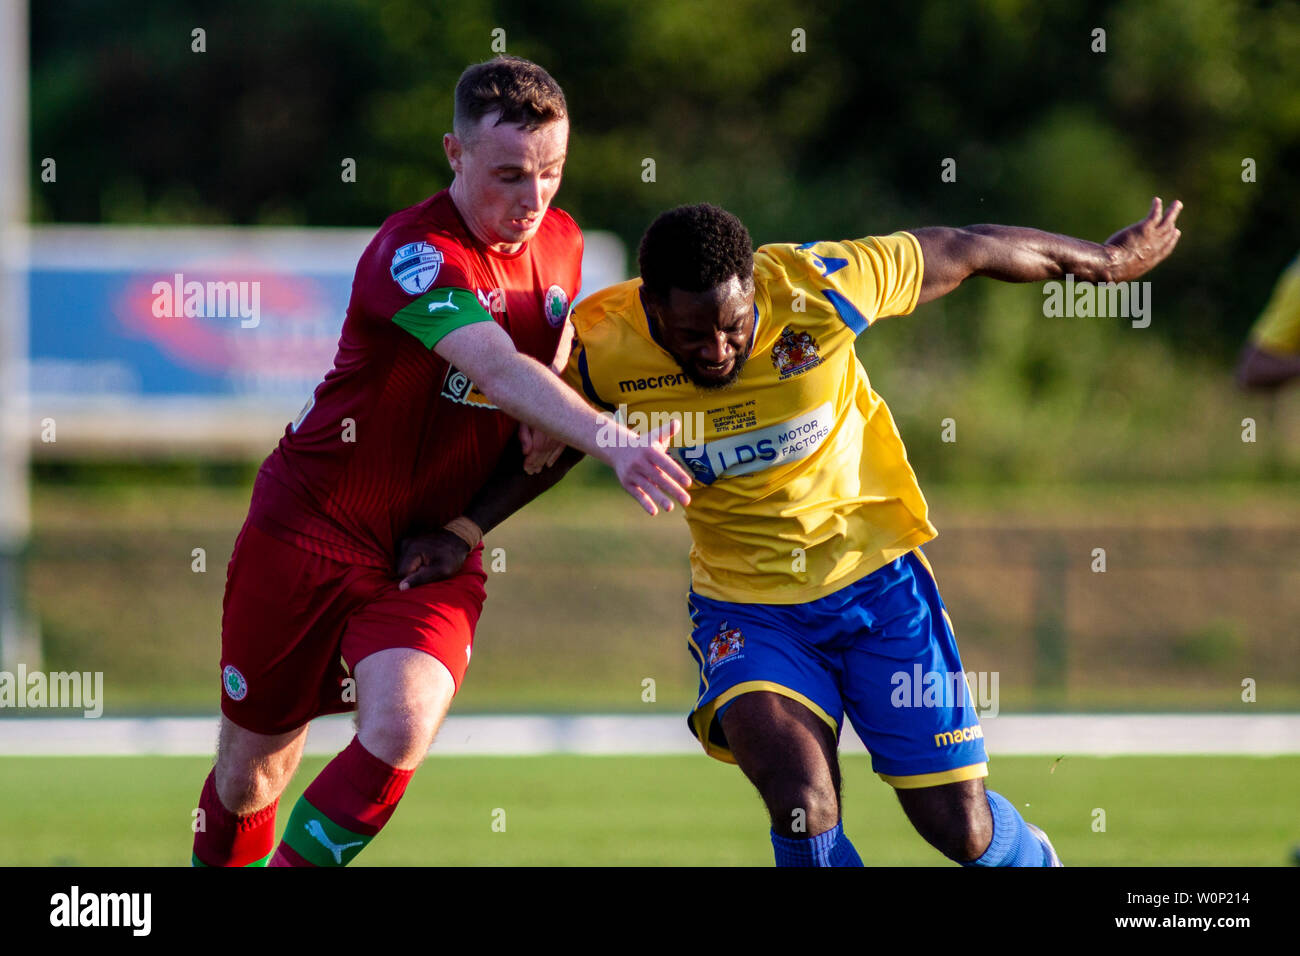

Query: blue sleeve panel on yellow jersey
[795,242,872,334]
[761,231,926,336]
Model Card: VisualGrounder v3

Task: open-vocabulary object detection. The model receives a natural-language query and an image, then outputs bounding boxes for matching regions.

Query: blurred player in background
[536,199,1179,866]
[1236,252,1300,390]
[191,56,690,867]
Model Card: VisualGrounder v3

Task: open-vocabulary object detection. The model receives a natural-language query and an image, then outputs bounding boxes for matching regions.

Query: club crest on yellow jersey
[771,326,823,379]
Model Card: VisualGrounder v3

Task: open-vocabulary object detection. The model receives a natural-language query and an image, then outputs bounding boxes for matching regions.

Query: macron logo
[427,290,459,313]
[306,820,364,864]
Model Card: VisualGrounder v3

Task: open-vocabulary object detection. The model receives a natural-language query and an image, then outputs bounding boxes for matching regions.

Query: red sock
[268,737,415,867]
[191,769,278,866]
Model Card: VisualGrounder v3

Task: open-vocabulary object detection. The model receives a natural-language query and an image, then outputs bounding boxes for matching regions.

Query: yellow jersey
[1249,254,1300,355]
[564,232,932,604]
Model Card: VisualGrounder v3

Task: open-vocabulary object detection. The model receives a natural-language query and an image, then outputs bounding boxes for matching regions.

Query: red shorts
[218,521,487,735]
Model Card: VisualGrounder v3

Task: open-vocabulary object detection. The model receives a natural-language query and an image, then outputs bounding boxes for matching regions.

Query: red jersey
[249,189,583,567]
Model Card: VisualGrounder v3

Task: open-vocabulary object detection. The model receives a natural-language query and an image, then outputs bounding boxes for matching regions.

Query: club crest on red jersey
[222,665,248,701]
[707,621,745,668]
[771,326,823,379]
[544,285,569,328]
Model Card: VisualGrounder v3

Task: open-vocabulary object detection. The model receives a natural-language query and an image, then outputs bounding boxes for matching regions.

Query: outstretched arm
[436,321,689,515]
[911,197,1183,305]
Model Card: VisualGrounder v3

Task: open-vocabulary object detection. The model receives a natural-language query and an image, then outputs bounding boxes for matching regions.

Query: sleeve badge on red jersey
[390,241,444,294]
[441,364,499,410]
[222,665,248,701]
[544,284,569,327]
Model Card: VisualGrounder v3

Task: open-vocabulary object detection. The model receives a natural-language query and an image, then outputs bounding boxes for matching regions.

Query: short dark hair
[453,56,567,140]
[638,203,754,301]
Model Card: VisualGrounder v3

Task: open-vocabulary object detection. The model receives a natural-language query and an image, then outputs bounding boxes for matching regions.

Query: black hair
[638,203,754,300]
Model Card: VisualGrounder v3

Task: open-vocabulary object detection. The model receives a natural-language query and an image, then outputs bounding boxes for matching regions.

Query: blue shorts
[686,549,988,789]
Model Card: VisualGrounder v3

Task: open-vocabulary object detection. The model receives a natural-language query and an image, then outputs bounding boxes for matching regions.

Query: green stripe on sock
[280,796,372,867]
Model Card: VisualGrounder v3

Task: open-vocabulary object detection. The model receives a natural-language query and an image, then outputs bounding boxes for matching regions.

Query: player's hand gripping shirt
[565,232,932,604]
[1248,252,1300,355]
[252,189,582,567]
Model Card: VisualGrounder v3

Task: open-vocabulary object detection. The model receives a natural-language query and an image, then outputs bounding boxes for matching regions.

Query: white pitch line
[0,714,1297,757]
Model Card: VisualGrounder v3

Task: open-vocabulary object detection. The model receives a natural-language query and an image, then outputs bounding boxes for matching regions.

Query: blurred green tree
[28,0,1300,481]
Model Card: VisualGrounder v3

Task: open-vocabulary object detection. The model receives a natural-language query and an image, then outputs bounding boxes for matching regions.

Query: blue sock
[770,820,864,867]
[962,790,1049,867]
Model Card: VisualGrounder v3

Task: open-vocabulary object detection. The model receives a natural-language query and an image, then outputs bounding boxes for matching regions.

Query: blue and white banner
[25,225,626,454]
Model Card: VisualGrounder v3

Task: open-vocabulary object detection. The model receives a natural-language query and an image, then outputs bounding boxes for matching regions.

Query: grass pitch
[1,754,1296,866]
